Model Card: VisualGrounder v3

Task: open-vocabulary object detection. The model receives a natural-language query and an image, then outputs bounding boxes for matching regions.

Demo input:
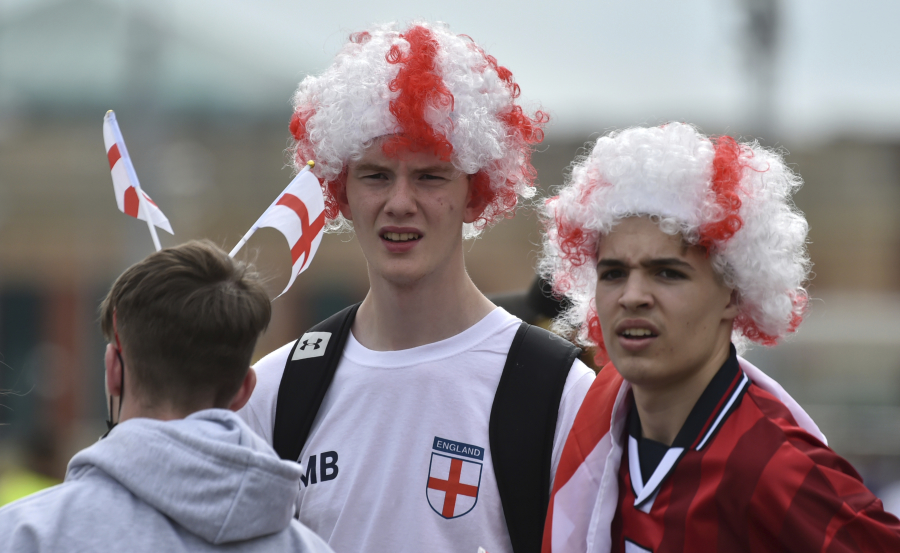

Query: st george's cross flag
[229,161,325,297]
[103,111,173,250]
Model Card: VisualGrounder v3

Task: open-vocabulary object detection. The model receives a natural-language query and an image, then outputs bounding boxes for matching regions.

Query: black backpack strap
[273,302,361,462]
[490,323,581,553]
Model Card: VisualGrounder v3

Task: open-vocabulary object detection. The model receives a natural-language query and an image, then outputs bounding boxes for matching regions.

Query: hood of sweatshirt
[66,409,302,544]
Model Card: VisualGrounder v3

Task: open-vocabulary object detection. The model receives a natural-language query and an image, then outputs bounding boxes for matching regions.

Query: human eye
[360,172,388,181]
[598,268,626,281]
[657,268,686,280]
[419,173,448,183]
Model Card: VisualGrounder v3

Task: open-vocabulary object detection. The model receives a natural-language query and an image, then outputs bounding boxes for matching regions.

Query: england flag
[229,162,325,297]
[103,111,173,237]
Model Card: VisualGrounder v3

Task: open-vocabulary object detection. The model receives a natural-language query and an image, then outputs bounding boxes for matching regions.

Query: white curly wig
[540,123,810,360]
[288,21,548,238]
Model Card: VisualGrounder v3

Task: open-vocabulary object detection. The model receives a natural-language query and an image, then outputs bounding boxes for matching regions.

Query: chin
[380,267,427,288]
[610,355,662,386]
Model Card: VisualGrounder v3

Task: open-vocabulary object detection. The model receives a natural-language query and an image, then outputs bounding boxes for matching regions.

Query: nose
[384,174,417,218]
[618,273,654,311]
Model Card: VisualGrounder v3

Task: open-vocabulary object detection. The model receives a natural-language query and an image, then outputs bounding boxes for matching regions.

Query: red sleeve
[746,410,900,552]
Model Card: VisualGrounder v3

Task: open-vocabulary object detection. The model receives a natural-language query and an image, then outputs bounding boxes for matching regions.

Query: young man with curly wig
[539,123,900,553]
[239,21,595,553]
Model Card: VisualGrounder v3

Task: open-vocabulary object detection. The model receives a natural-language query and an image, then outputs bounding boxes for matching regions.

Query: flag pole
[139,195,162,252]
[229,160,315,258]
[106,110,162,252]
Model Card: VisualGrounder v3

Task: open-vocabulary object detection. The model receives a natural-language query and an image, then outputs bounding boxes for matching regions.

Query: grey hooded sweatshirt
[0,409,334,552]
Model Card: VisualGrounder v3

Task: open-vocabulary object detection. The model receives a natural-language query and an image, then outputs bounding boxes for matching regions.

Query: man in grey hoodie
[0,240,334,552]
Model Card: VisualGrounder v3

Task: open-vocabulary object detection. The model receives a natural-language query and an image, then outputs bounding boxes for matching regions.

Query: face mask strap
[102,313,126,439]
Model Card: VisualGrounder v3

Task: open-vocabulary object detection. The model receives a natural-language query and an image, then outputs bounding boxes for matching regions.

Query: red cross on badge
[427,453,482,519]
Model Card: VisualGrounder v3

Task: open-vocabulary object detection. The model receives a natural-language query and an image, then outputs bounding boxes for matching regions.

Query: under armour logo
[300,338,324,351]
[292,332,331,360]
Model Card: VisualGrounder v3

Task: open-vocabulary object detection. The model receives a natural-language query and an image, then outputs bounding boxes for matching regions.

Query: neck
[118,394,213,423]
[353,251,495,351]
[631,341,731,446]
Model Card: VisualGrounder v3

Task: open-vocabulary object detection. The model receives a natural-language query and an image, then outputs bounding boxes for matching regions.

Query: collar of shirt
[626,344,751,508]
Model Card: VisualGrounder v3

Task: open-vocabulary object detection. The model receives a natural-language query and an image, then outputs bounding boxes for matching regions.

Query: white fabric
[548,356,826,553]
[253,168,325,296]
[241,307,595,553]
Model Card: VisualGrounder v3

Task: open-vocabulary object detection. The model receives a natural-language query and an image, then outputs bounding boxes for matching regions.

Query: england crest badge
[426,437,484,519]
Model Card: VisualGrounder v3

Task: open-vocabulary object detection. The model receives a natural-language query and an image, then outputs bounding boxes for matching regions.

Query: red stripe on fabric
[543,364,625,553]
[683,408,747,551]
[123,186,140,218]
[614,444,665,553]
[749,386,812,440]
[276,193,325,266]
[554,365,623,490]
[718,414,792,551]
[107,144,122,170]
[141,191,158,207]
[656,445,703,551]
[691,370,743,450]
[824,499,900,552]
[778,464,843,551]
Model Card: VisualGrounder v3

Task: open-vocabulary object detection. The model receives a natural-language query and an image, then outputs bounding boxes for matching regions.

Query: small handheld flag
[103,110,173,251]
[229,161,325,297]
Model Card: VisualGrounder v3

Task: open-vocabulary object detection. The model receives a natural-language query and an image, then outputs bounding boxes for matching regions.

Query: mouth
[381,232,421,243]
[615,323,659,352]
[619,328,657,339]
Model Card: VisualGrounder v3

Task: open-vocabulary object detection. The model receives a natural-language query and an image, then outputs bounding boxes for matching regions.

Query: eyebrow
[352,163,391,173]
[415,165,457,174]
[352,162,457,174]
[597,258,695,270]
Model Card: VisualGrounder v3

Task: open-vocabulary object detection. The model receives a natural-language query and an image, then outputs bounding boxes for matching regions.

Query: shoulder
[254,341,296,380]
[250,340,296,399]
[238,340,296,441]
[479,307,526,350]
[0,474,119,518]
[737,387,898,523]
[0,473,151,550]
[561,359,595,407]
[719,384,833,476]
[562,365,625,459]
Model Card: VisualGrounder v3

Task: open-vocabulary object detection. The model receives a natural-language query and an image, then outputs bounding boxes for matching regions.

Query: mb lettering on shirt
[432,437,484,461]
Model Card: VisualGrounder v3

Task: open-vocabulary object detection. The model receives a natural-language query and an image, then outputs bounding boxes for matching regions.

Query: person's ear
[336,181,353,221]
[463,175,488,224]
[105,343,123,398]
[228,367,257,412]
[723,289,741,320]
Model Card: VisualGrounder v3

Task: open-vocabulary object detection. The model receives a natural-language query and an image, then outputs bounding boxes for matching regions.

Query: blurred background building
[2,0,900,509]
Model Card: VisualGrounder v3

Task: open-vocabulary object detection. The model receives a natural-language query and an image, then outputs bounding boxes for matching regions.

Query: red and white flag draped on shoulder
[229,162,325,297]
[541,357,842,553]
[102,111,173,251]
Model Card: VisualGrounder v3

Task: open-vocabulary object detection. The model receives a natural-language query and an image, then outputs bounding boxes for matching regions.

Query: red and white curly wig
[540,123,810,362]
[289,21,548,238]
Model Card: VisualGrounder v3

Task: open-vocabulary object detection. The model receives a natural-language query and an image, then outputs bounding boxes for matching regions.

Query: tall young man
[539,124,900,552]
[0,241,333,553]
[240,21,595,553]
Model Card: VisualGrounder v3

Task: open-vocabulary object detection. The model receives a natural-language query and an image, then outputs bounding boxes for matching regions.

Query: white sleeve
[550,359,595,491]
[238,341,295,445]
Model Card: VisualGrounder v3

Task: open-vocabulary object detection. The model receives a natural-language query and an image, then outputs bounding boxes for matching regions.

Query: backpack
[273,302,581,553]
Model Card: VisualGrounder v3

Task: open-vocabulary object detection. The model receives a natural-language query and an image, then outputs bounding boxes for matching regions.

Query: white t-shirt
[240,307,595,553]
